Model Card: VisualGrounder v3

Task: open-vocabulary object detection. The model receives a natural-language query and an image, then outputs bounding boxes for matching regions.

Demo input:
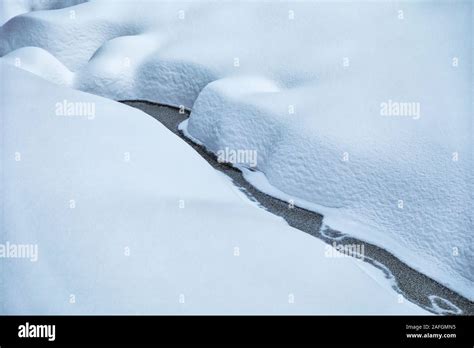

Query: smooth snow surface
[0,0,472,300]
[1,63,428,314]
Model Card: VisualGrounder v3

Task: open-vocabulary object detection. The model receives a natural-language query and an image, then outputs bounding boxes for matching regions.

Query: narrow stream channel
[123,100,474,315]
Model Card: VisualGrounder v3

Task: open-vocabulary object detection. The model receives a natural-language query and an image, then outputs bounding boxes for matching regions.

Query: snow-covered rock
[0,0,472,300]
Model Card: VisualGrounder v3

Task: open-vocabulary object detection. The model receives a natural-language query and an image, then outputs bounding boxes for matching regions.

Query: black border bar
[0,315,472,346]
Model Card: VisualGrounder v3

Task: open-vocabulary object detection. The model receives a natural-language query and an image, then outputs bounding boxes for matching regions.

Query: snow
[0,0,87,26]
[2,46,74,85]
[1,63,428,314]
[0,0,472,300]
[185,71,474,300]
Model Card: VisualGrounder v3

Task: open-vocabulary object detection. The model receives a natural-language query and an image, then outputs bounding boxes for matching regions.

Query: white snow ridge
[1,0,472,314]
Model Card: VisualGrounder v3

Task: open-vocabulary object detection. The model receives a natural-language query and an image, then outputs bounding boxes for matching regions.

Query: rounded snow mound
[0,0,88,26]
[2,46,74,86]
[187,74,474,299]
[75,33,219,107]
[75,34,161,101]
[0,2,144,70]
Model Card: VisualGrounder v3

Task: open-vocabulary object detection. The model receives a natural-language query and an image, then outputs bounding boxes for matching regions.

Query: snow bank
[0,0,472,299]
[186,67,473,299]
[1,63,428,314]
